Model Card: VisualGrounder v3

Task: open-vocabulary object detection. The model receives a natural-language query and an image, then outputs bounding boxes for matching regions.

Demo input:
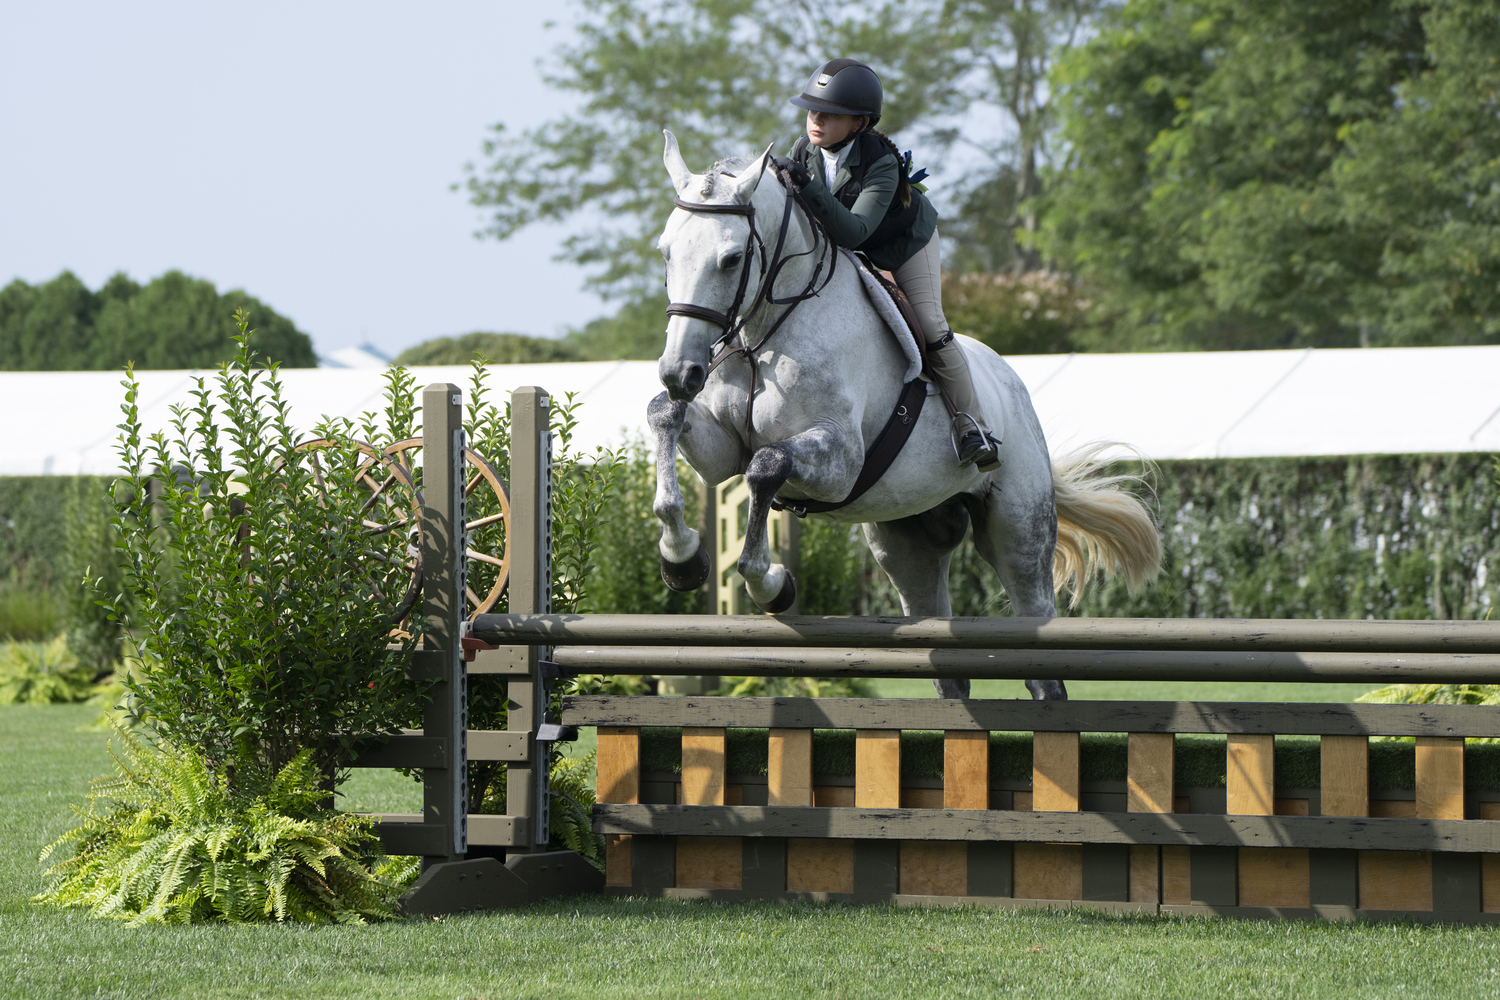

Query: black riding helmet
[789,58,883,128]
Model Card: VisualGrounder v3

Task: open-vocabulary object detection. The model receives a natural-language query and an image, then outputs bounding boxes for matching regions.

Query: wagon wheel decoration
[292,439,426,628]
[293,438,512,627]
[381,437,511,621]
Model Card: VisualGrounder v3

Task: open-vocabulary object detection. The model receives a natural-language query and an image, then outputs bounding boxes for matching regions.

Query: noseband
[666,168,837,442]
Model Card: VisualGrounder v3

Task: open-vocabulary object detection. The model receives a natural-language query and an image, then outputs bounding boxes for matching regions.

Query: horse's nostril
[684,364,706,393]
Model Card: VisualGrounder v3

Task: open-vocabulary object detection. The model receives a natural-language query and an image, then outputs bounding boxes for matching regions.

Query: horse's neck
[739,229,906,408]
[740,195,868,352]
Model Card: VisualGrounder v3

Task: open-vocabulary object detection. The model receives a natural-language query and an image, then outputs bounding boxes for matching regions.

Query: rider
[774,58,1000,470]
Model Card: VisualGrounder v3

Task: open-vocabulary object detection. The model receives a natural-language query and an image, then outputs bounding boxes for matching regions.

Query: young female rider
[772,58,1000,470]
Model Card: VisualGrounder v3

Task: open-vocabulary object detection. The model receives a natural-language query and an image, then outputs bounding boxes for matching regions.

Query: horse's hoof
[758,573,798,615]
[1026,679,1069,701]
[661,546,711,592]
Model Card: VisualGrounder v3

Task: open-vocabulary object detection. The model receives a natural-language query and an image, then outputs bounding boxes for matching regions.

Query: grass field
[6,704,1500,999]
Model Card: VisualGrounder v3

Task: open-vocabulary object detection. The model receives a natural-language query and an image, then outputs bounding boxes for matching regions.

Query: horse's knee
[746,442,793,494]
[652,495,683,520]
[647,392,688,433]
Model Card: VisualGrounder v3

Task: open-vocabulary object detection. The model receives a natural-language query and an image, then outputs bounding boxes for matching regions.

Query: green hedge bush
[748,453,1500,620]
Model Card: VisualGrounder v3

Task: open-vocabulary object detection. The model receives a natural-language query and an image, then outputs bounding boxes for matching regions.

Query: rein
[666,170,836,443]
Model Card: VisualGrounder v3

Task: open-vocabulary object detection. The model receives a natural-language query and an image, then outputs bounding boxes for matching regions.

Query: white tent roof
[2,346,1496,476]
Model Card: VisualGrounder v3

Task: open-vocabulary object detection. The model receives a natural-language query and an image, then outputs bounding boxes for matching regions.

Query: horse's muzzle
[660,359,706,402]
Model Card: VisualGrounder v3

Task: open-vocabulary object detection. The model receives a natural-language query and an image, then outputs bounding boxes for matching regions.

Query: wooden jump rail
[476,613,1500,921]
[471,613,1500,652]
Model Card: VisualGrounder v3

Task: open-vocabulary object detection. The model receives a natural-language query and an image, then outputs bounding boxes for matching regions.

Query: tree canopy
[393,331,583,366]
[474,0,1496,354]
[465,0,1106,302]
[0,271,316,370]
[1038,0,1498,349]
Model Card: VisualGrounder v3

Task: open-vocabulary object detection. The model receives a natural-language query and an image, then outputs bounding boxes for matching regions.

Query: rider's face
[806,111,865,149]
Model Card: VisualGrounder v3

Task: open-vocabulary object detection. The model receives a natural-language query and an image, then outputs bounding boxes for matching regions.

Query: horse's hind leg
[970,480,1066,701]
[863,499,972,699]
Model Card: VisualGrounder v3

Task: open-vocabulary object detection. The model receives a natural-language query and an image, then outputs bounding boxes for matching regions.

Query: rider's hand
[773,156,811,191]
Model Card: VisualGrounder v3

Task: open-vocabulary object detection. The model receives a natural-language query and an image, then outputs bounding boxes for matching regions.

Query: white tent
[1,345,1496,476]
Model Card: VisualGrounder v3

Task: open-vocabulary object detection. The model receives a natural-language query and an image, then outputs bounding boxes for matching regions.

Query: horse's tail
[1050,444,1163,607]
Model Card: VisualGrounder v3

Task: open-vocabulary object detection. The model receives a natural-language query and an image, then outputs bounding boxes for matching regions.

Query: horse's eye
[720,251,744,271]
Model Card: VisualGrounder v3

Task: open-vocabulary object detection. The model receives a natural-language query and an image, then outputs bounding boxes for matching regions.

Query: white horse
[649,132,1161,700]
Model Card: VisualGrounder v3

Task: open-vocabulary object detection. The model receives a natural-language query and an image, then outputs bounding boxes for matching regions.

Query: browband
[673,197,755,215]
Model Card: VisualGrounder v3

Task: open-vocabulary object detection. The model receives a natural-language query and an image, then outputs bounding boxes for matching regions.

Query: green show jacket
[795,135,938,272]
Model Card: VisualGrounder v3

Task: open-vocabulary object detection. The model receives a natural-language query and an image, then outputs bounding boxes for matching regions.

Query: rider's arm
[798,153,899,249]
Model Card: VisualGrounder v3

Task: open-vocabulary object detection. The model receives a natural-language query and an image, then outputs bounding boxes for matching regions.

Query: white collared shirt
[820,143,853,191]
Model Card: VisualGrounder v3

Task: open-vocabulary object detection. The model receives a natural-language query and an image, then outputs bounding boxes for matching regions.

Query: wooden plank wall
[1129,733,1174,904]
[594,721,1490,916]
[596,726,639,887]
[1015,732,1081,900]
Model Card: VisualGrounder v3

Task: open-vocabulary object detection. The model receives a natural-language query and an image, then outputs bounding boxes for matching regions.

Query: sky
[0,1,602,360]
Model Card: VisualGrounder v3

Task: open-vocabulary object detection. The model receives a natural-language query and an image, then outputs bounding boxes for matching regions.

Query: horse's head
[657,130,777,402]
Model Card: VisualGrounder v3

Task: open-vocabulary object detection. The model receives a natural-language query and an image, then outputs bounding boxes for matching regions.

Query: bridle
[665,165,837,443]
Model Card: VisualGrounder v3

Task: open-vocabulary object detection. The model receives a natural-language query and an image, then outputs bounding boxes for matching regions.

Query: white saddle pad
[843,249,923,383]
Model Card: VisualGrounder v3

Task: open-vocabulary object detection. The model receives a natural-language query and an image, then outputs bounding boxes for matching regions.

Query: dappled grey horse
[648,132,1161,700]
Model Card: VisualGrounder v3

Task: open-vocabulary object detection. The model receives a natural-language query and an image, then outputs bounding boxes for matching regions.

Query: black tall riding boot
[927,335,1001,471]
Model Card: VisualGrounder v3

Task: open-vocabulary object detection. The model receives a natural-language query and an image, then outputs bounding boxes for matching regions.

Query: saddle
[854,253,930,376]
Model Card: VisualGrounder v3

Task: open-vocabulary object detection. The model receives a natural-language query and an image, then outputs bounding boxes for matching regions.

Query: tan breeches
[890,227,998,444]
[891,227,951,344]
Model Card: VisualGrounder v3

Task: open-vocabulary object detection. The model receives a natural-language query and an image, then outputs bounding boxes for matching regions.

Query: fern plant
[714,675,874,698]
[1358,684,1500,706]
[548,751,604,869]
[35,730,402,924]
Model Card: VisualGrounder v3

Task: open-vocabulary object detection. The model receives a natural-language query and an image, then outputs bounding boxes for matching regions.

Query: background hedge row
[4,452,1495,667]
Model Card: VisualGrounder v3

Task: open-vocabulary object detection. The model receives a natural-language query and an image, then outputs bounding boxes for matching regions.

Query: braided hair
[864,127,913,207]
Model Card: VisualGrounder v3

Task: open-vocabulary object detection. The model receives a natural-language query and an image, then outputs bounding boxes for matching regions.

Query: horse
[647,132,1161,700]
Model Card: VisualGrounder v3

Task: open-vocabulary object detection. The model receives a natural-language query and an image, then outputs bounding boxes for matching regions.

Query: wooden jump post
[349,384,602,916]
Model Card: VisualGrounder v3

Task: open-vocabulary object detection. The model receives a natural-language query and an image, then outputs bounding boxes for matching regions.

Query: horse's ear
[731,143,776,203]
[663,130,693,194]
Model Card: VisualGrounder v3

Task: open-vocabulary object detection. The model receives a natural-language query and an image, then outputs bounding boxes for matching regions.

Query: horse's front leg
[738,426,850,613]
[648,391,741,591]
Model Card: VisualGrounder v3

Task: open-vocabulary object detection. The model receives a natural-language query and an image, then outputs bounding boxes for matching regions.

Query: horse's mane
[698,154,767,198]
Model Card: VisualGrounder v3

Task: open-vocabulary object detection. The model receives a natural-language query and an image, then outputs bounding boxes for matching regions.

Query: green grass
[7,706,1500,999]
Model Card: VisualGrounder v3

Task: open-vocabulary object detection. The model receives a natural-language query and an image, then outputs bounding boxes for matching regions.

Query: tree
[394,331,582,366]
[463,0,1106,314]
[1332,0,1500,345]
[945,0,1109,274]
[97,271,315,369]
[0,270,316,369]
[564,294,671,360]
[1037,0,1438,350]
